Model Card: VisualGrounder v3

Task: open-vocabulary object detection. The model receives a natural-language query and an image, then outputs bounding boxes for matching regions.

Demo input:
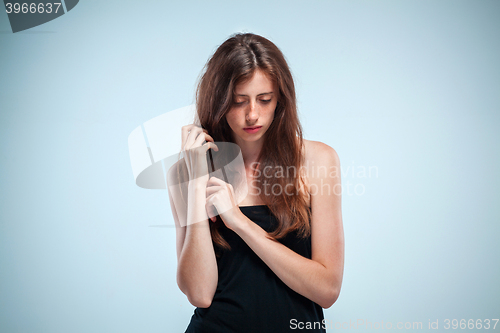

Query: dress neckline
[239,204,268,209]
[240,204,312,212]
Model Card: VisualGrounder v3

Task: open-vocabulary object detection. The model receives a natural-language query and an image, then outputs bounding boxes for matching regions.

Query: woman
[167,33,344,332]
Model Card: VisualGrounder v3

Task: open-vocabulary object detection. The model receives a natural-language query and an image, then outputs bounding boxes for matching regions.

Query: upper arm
[306,141,344,284]
[167,160,188,262]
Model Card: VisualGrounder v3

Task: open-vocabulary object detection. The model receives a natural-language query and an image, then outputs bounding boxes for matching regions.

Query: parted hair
[196,33,310,249]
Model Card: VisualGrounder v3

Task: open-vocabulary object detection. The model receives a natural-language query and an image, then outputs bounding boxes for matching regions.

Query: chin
[241,132,265,142]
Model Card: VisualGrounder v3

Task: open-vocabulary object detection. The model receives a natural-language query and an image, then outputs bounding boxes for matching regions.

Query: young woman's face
[226,69,278,146]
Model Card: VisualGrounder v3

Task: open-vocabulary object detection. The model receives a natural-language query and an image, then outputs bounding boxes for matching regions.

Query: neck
[234,136,264,168]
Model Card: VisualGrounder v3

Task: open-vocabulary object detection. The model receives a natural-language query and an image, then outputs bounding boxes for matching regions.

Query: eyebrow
[235,92,274,97]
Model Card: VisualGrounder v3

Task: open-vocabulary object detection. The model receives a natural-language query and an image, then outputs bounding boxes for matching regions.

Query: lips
[243,126,262,134]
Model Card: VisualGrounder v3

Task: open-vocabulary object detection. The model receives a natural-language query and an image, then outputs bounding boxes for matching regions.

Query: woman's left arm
[212,142,344,309]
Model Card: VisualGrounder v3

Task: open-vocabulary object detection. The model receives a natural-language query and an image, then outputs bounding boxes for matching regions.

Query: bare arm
[167,125,219,308]
[210,142,344,308]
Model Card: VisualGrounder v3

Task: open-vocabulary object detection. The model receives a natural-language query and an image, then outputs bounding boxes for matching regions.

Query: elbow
[317,271,343,308]
[180,285,214,308]
[177,276,214,308]
[318,287,341,309]
[186,293,213,308]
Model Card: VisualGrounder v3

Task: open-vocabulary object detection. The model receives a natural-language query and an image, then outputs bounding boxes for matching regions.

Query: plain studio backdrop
[0,1,499,332]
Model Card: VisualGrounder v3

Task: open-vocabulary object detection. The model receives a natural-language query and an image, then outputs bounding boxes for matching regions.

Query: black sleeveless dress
[185,205,325,333]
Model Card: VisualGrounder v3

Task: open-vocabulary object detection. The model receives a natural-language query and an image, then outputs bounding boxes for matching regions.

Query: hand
[181,124,218,183]
[205,176,244,230]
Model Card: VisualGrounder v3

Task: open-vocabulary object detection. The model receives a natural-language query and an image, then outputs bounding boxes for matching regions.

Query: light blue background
[1,1,499,332]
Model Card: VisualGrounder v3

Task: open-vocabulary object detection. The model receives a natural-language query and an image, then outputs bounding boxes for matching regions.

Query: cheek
[266,103,277,121]
[225,111,239,130]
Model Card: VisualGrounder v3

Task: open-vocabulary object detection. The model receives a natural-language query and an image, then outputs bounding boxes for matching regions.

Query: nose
[246,101,259,124]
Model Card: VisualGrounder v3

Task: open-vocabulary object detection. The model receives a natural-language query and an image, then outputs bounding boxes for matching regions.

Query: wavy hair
[196,33,310,249]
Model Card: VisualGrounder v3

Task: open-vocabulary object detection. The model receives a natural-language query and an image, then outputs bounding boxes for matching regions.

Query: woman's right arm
[167,125,218,308]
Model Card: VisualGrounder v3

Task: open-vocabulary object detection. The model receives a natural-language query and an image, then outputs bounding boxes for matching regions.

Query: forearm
[233,214,341,308]
[177,181,218,307]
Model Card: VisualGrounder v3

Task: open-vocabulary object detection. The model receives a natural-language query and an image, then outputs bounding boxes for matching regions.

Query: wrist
[188,177,208,192]
[229,209,250,234]
[186,179,210,226]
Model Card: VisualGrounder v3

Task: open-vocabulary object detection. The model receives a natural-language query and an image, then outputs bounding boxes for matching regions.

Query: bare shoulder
[303,139,340,171]
[301,140,341,207]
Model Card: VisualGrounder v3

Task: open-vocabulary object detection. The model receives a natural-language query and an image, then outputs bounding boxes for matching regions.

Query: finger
[209,204,218,222]
[184,132,219,158]
[205,198,214,221]
[207,141,219,152]
[206,192,218,202]
[203,133,215,143]
[206,185,223,197]
[210,211,217,222]
[181,124,197,148]
[208,176,226,186]
[184,127,203,150]
[186,128,215,153]
[226,183,237,206]
[193,132,216,150]
[200,141,219,154]
[205,194,219,221]
[193,131,207,148]
[211,208,219,220]
[182,125,203,150]
[202,128,213,141]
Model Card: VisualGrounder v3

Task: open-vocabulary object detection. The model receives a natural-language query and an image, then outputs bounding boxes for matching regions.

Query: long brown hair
[196,33,310,249]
